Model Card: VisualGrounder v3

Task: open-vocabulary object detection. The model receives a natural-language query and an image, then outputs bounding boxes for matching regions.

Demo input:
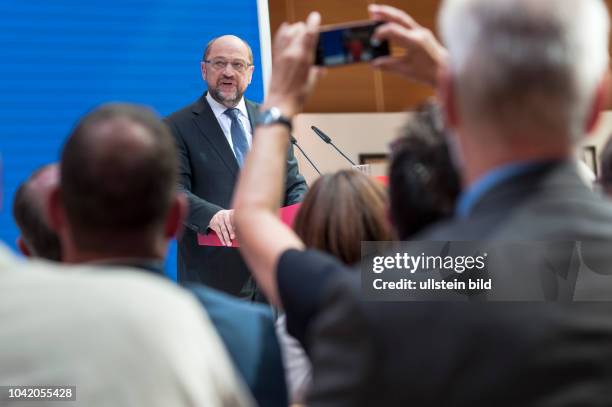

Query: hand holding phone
[367,4,448,86]
[315,20,390,67]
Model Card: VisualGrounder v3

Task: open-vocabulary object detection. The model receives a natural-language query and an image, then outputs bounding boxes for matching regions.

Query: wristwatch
[256,107,293,131]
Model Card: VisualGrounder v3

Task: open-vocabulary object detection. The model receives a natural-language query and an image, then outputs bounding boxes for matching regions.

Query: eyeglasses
[204,58,252,73]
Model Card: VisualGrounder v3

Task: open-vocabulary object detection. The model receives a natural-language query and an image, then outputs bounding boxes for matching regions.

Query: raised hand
[369,4,448,87]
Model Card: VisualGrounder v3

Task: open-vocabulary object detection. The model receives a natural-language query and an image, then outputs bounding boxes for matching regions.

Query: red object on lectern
[375,175,388,187]
[197,203,302,247]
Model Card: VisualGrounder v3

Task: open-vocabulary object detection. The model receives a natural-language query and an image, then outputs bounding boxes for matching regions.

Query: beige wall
[292,112,612,185]
[293,112,408,184]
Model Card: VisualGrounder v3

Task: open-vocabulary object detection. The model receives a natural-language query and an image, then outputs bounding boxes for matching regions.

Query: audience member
[280,104,459,402]
[45,103,285,406]
[388,101,459,239]
[281,115,456,401]
[294,169,393,264]
[1,231,249,405]
[233,1,612,405]
[12,163,62,261]
[279,169,391,403]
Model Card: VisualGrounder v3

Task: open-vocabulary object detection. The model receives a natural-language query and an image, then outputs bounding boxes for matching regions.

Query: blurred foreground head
[293,169,393,265]
[50,103,184,262]
[13,163,62,260]
[389,102,460,239]
[438,0,609,176]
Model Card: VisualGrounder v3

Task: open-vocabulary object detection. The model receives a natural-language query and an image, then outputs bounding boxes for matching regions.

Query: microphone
[310,126,356,166]
[290,135,321,175]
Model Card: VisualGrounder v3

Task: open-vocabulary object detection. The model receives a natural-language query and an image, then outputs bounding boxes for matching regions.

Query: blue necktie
[224,108,249,167]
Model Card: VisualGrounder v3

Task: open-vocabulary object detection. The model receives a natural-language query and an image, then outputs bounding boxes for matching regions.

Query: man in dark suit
[232,1,612,405]
[165,35,307,297]
[45,103,288,406]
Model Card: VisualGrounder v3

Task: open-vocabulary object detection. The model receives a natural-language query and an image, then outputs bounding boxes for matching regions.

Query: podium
[196,175,386,247]
[197,203,302,247]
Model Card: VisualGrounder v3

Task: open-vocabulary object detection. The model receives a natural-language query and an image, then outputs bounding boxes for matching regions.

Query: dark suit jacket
[186,283,288,407]
[165,94,307,296]
[104,260,288,406]
[306,162,612,406]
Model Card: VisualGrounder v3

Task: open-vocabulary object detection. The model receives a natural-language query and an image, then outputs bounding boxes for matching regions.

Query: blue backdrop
[0,0,264,279]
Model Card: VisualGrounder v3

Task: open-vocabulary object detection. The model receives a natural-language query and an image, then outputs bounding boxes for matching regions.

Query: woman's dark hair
[389,101,461,239]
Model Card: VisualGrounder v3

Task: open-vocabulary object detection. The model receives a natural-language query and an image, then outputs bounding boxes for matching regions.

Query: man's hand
[209,209,235,247]
[369,4,448,87]
[263,12,322,117]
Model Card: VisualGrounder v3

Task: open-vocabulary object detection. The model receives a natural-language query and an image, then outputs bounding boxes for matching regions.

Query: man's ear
[165,193,188,239]
[47,185,64,233]
[586,70,610,134]
[16,237,31,257]
[201,61,208,82]
[247,64,254,85]
[438,66,459,129]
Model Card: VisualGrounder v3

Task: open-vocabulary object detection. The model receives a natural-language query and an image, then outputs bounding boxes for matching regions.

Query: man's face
[202,36,254,108]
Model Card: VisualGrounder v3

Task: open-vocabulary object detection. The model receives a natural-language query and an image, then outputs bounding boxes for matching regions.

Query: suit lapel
[192,95,240,177]
[245,99,259,133]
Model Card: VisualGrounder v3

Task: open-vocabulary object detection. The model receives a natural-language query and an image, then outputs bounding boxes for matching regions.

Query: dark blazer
[186,283,288,407]
[306,162,612,406]
[108,261,288,407]
[165,94,307,296]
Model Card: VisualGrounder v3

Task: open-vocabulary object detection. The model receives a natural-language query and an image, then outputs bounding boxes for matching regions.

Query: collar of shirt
[205,92,252,153]
[85,258,166,276]
[206,92,249,124]
[455,160,552,218]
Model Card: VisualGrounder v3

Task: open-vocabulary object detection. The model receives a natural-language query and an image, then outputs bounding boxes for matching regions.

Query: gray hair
[439,0,610,141]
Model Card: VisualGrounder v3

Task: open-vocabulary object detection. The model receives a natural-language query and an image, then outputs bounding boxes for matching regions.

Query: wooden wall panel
[269,0,439,112]
[276,0,376,112]
[270,0,612,112]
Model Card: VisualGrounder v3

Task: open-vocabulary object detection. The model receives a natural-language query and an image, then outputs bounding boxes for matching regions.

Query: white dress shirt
[0,243,253,407]
[206,92,253,158]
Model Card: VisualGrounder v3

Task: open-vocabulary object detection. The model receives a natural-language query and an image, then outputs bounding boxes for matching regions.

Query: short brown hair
[60,103,178,251]
[293,170,393,265]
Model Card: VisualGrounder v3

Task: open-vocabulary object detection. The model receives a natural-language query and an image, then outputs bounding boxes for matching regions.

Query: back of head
[0,251,251,406]
[439,0,609,142]
[294,170,392,265]
[389,101,460,239]
[13,164,62,261]
[60,103,178,252]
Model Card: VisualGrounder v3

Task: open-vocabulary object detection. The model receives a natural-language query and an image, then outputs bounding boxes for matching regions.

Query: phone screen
[315,21,389,67]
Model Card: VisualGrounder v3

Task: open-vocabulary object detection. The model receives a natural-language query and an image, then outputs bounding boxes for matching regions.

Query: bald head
[59,103,179,253]
[203,35,253,64]
[13,163,62,260]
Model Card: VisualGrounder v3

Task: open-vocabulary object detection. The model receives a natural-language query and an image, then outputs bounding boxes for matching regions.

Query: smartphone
[315,20,390,67]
